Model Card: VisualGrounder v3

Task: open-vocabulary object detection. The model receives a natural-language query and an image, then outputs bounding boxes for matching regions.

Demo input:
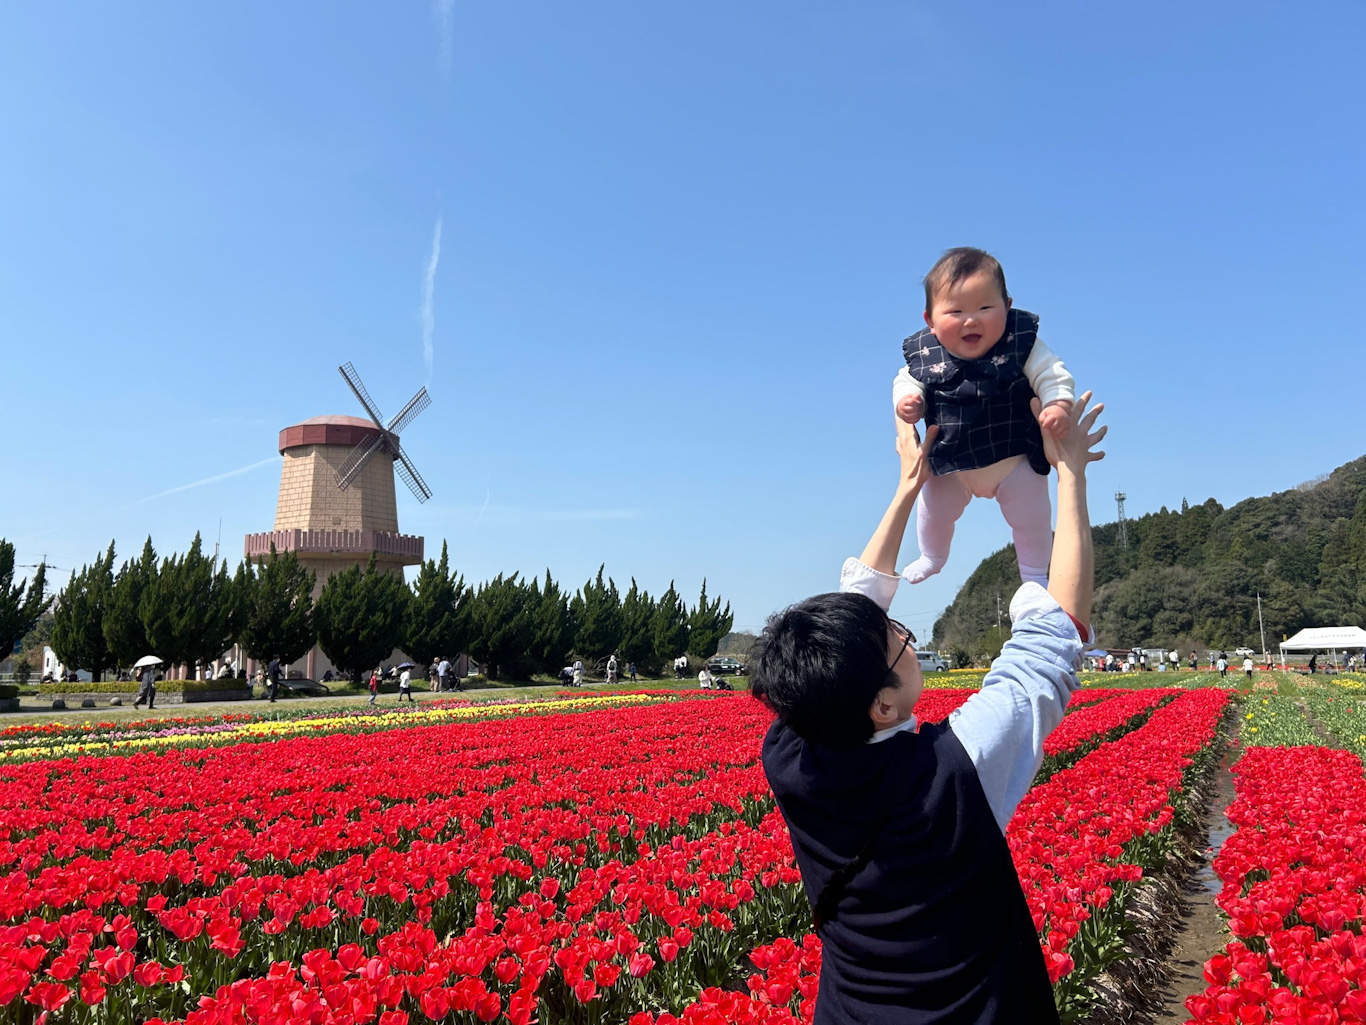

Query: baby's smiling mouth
[960,333,982,345]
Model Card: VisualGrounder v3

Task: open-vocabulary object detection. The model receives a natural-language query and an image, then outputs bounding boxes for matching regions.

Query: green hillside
[931,455,1366,661]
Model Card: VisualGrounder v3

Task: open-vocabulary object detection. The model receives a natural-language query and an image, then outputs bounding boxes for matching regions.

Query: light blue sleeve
[947,582,1083,832]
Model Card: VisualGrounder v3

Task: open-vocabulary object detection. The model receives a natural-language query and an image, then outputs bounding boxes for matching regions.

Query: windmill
[334,362,433,504]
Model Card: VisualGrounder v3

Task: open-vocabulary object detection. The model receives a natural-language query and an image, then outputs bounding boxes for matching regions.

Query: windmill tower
[243,363,432,679]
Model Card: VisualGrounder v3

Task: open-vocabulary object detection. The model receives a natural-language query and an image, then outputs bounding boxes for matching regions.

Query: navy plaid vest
[902,308,1048,477]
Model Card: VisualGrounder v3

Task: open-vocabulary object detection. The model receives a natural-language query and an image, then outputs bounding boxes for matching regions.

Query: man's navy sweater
[762,717,1059,1023]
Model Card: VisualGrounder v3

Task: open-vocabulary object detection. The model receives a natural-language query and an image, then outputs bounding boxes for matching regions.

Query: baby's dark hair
[923,247,1009,313]
[749,591,892,748]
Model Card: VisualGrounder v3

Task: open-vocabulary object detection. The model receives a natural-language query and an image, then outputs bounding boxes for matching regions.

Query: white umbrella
[132,655,164,668]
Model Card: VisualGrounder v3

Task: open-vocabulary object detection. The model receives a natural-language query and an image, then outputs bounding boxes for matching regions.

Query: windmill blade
[394,446,433,503]
[386,387,431,436]
[335,433,385,491]
[338,362,385,426]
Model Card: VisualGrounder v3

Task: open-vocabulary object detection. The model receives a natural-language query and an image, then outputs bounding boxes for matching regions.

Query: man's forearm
[1046,466,1093,624]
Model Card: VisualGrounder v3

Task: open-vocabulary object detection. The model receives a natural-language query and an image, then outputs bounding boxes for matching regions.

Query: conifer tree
[0,540,50,662]
[618,578,656,669]
[651,581,689,665]
[465,573,536,680]
[104,538,156,668]
[50,542,116,681]
[314,555,410,686]
[404,541,467,667]
[571,564,623,660]
[238,544,316,666]
[140,534,234,678]
[686,579,733,660]
[527,570,573,674]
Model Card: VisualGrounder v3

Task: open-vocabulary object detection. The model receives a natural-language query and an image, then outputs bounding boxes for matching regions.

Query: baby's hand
[1031,393,1105,475]
[1037,400,1073,439]
[896,394,924,424]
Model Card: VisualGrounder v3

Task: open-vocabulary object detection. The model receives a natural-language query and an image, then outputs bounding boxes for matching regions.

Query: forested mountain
[931,455,1366,661]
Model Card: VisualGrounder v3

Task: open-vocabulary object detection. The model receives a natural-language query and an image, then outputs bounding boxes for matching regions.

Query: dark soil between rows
[1147,745,1240,1024]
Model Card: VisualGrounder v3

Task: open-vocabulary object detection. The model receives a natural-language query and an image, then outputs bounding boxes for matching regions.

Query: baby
[893,247,1074,586]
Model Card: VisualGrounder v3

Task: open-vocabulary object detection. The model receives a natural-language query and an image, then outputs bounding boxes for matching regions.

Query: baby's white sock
[901,555,947,584]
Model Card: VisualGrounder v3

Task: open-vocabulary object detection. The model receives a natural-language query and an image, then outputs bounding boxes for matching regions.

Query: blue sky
[3,2,1361,640]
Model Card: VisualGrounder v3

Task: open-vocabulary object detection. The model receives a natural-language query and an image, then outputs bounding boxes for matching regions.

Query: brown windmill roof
[278,415,382,453]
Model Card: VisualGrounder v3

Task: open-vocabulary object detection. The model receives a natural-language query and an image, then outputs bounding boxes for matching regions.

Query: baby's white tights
[901,461,1053,587]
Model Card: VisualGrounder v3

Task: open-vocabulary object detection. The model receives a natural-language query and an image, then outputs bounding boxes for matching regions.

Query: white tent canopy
[1280,627,1366,651]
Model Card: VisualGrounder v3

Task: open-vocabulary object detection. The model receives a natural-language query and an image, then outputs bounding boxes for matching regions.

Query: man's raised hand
[895,419,939,494]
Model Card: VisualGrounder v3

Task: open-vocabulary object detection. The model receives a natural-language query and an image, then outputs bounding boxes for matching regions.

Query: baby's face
[924,271,1012,360]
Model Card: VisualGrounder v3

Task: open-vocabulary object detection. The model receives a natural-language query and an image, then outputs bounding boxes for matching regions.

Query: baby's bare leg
[996,461,1052,587]
[902,473,971,583]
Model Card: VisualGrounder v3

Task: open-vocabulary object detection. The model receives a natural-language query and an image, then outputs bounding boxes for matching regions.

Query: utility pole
[1115,492,1129,549]
[995,591,1004,631]
[1257,592,1268,662]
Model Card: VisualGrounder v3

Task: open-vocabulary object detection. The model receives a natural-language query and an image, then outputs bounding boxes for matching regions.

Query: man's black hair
[749,591,893,748]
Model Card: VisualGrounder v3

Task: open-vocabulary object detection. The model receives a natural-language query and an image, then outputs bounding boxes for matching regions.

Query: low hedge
[38,679,249,695]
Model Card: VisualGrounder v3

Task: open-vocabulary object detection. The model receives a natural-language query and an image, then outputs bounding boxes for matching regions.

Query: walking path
[3,680,701,728]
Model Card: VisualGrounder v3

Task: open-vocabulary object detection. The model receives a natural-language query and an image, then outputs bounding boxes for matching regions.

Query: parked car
[278,678,331,696]
[1234,647,1256,657]
[916,651,948,672]
[706,656,747,676]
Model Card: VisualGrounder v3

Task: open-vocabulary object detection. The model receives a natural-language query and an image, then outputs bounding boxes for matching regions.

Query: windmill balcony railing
[243,529,424,562]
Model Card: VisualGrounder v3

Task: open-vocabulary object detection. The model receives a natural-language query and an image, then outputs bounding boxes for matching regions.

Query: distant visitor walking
[133,665,157,710]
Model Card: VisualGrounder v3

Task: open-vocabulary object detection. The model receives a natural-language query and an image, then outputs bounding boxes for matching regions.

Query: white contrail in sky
[433,0,456,72]
[421,216,442,382]
[15,456,284,545]
[132,457,283,506]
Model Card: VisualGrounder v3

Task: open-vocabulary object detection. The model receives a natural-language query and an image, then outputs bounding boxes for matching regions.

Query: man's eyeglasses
[887,619,917,678]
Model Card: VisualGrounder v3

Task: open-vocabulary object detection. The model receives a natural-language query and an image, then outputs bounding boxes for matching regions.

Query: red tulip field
[3,676,1366,1024]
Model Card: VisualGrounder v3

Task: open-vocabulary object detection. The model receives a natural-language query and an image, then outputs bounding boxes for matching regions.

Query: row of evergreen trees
[29,535,733,686]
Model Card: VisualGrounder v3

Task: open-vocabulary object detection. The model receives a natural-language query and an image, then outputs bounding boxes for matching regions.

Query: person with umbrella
[132,656,162,710]
[396,662,416,703]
